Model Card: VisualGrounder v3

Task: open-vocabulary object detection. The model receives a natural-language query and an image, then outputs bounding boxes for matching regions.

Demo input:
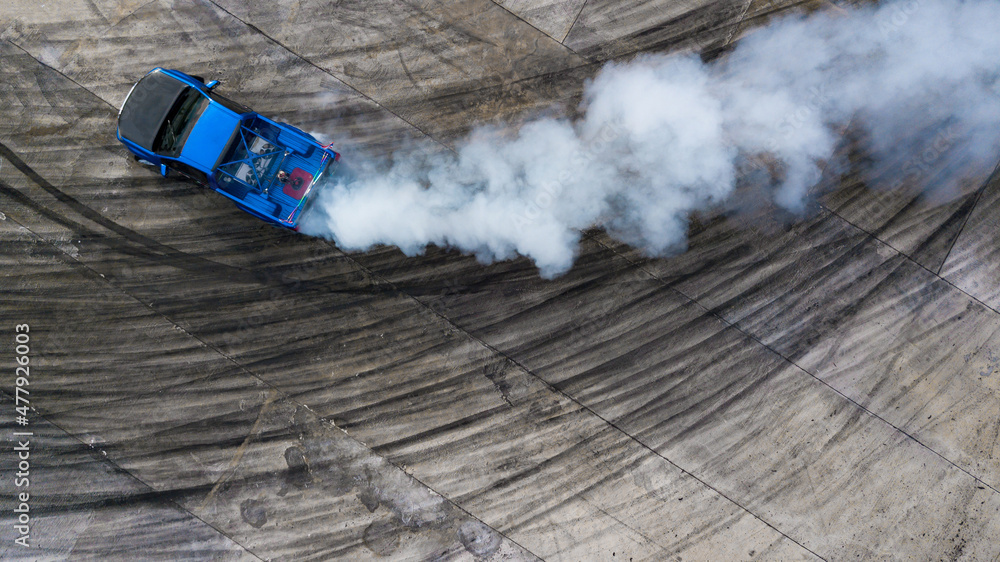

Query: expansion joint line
[723,0,757,48]
[4,39,118,113]
[936,159,999,275]
[818,158,1000,316]
[563,1,590,44]
[484,0,592,61]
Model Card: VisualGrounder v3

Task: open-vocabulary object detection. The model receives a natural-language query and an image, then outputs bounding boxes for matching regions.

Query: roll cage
[216,124,284,193]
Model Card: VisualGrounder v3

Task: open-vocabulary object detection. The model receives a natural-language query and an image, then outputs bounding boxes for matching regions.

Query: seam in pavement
[818,159,1000,319]
[723,0,757,47]
[315,244,828,561]
[5,40,117,113]
[563,1,591,44]
[0,168,542,560]
[936,160,999,275]
[590,207,1000,498]
[485,0,592,61]
[202,0,455,154]
[105,0,159,30]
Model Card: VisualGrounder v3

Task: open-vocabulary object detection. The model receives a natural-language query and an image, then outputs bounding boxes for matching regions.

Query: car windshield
[154,88,209,156]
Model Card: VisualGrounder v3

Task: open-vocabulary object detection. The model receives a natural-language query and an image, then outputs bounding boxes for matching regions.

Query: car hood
[118,71,188,151]
[180,102,241,170]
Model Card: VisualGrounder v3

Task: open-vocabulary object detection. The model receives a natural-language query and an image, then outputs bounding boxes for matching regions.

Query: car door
[165,160,210,187]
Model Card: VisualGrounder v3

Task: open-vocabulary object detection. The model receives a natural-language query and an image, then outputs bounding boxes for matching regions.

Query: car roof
[118,70,188,151]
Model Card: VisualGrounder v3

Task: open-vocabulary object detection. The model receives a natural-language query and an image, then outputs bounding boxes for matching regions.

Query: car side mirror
[160,164,169,177]
[206,80,220,89]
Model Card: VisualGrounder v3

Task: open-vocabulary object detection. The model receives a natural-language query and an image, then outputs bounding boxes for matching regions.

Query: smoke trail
[301,0,1000,277]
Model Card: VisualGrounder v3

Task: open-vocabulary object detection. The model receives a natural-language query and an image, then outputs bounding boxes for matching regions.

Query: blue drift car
[117,68,339,230]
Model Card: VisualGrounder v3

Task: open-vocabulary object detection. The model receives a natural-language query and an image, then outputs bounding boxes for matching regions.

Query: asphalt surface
[1,0,1000,560]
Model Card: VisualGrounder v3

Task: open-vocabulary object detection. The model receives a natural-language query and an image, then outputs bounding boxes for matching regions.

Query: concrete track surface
[1,0,999,560]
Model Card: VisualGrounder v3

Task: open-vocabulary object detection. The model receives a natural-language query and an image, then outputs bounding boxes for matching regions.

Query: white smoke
[302,0,1000,277]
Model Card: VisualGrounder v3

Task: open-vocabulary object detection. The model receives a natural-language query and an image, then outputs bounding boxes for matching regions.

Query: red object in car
[283,167,313,200]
